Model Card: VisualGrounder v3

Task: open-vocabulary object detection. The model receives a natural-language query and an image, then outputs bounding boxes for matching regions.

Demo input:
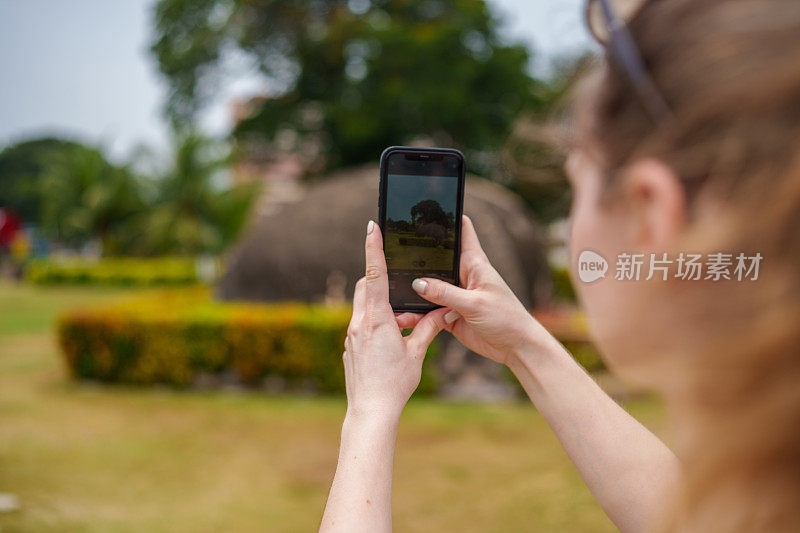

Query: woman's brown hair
[579,0,800,530]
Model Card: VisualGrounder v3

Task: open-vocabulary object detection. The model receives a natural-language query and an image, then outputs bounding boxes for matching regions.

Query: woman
[321,0,800,531]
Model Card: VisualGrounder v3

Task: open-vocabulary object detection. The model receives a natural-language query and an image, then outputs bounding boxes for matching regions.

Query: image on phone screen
[379,148,464,311]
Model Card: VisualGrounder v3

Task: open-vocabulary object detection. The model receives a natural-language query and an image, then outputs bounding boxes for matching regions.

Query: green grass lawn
[0,281,665,532]
[384,232,454,270]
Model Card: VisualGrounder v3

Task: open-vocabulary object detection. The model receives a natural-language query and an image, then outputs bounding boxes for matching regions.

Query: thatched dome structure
[218,165,552,399]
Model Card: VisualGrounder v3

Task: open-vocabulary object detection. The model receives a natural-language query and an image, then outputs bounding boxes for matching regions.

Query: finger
[352,277,367,321]
[411,277,474,312]
[396,312,423,329]
[343,350,353,399]
[461,215,486,256]
[444,310,461,325]
[364,220,391,312]
[405,307,449,354]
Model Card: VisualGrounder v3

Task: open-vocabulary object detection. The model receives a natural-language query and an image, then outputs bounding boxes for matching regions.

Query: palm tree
[133,132,256,256]
[40,146,143,254]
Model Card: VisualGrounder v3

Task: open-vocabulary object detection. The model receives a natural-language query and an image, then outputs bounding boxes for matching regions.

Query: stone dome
[218,164,552,399]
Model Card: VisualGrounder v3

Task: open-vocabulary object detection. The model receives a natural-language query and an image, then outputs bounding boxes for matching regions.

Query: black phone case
[378,146,465,313]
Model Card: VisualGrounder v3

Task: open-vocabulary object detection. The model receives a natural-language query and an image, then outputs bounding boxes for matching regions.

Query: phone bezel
[378,146,466,313]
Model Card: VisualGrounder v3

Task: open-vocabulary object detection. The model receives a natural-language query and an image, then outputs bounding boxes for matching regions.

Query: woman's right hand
[397,215,548,366]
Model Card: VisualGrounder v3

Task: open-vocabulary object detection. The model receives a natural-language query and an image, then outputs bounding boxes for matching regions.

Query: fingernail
[444,310,461,324]
[412,279,427,294]
[367,220,375,235]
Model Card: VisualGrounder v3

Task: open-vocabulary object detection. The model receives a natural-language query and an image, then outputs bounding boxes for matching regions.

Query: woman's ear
[621,158,686,250]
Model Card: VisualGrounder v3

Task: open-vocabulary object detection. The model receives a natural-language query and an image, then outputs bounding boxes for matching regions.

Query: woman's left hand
[343,221,449,423]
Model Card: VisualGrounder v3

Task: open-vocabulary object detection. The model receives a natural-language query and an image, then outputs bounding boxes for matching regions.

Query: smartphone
[378,146,465,313]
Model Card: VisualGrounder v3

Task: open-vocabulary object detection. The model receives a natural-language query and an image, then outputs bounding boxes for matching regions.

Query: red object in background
[532,307,590,343]
[0,208,24,248]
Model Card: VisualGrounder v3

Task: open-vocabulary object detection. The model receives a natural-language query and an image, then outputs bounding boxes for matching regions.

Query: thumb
[411,277,473,312]
[405,307,448,355]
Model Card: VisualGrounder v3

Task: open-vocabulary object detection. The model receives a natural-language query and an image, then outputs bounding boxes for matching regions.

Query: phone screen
[379,148,464,311]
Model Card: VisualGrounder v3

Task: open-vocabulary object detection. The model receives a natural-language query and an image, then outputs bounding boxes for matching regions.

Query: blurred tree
[40,145,144,254]
[0,138,87,223]
[150,0,545,175]
[131,133,256,256]
[500,55,592,223]
[411,199,448,227]
[0,136,255,257]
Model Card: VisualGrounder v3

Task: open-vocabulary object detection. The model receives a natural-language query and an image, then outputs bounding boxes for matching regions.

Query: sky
[386,174,459,223]
[0,0,591,163]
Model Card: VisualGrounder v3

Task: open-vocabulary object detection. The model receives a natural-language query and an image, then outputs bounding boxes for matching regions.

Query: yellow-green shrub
[550,266,577,303]
[58,291,440,393]
[27,257,202,286]
[533,307,604,372]
[504,307,604,394]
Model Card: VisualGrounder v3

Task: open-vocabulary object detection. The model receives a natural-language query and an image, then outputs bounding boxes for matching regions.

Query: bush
[550,266,577,303]
[533,307,604,372]
[397,237,455,249]
[58,291,440,393]
[504,307,604,395]
[27,257,206,286]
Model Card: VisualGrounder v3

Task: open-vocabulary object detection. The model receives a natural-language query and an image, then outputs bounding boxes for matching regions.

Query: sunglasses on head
[585,0,673,123]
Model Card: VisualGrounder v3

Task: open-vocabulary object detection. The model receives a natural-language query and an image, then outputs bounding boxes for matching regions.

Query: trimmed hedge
[550,266,577,303]
[397,237,455,249]
[27,257,204,286]
[58,291,440,393]
[503,308,604,394]
[533,307,604,371]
